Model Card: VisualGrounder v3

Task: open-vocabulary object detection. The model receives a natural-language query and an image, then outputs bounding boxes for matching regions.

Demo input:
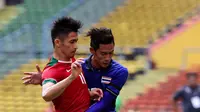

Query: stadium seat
[121,70,195,112]
[0,59,49,112]
[0,6,23,31]
[78,0,200,47]
[0,0,74,40]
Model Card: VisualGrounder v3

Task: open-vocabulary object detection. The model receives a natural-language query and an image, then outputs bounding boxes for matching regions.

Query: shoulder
[109,60,128,85]
[81,58,90,70]
[43,64,58,73]
[111,60,128,77]
[42,63,61,78]
[81,58,87,66]
[176,86,188,93]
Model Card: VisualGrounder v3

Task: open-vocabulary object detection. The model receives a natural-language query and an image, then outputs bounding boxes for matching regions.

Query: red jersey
[42,57,90,112]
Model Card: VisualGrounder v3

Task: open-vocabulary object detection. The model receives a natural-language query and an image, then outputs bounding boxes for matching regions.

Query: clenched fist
[70,59,84,80]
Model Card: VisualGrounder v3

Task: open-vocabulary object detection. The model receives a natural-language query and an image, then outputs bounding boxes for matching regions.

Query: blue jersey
[173,85,200,112]
[82,55,128,112]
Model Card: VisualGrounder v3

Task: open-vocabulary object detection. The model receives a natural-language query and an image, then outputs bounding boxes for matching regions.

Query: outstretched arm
[22,64,43,85]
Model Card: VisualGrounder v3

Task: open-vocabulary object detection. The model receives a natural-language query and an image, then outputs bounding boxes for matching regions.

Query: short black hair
[86,27,115,50]
[51,16,82,47]
[186,72,198,79]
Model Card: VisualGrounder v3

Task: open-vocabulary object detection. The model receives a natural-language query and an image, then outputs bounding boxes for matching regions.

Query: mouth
[71,50,76,53]
[103,62,109,66]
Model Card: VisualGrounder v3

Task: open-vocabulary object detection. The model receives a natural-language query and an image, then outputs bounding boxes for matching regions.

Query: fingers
[76,60,84,65]
[23,79,31,85]
[92,88,103,97]
[93,94,102,101]
[72,63,78,68]
[74,62,81,67]
[77,58,84,61]
[72,59,85,68]
[91,88,103,101]
[24,72,34,75]
[22,75,31,80]
[73,61,82,68]
[97,89,103,97]
[97,96,101,101]
[36,64,42,73]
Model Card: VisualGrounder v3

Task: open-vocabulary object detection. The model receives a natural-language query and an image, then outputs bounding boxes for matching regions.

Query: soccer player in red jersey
[27,17,102,112]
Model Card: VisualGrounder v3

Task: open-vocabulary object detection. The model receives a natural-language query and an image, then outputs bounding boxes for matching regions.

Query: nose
[74,43,78,50]
[104,54,112,62]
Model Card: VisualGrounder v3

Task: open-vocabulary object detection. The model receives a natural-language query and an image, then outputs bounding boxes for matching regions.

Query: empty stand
[0,59,48,112]
[0,0,73,37]
[0,6,23,31]
[119,68,177,103]
[151,16,200,69]
[121,71,197,112]
[78,0,200,47]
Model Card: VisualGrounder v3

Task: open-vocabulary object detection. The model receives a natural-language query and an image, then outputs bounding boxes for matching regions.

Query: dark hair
[51,16,82,47]
[186,72,198,79]
[86,27,115,50]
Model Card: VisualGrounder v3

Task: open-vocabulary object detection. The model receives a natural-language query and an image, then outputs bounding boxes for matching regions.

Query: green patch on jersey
[42,78,57,85]
[47,57,58,67]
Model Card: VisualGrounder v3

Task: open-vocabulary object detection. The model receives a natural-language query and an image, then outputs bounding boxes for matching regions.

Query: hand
[22,64,42,85]
[90,88,103,101]
[70,59,84,80]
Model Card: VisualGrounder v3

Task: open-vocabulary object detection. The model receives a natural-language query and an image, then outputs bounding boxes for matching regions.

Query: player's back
[42,57,90,112]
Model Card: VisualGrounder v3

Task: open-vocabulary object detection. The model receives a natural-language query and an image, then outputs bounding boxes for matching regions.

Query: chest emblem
[101,76,112,84]
[66,69,71,72]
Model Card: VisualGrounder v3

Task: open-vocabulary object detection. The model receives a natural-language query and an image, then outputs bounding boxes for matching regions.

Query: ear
[90,47,95,55]
[54,38,61,48]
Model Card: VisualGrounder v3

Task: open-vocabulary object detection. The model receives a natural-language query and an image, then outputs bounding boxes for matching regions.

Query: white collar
[58,59,72,63]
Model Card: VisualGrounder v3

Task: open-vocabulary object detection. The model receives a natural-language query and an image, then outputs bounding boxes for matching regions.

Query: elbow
[42,92,53,102]
[42,95,52,102]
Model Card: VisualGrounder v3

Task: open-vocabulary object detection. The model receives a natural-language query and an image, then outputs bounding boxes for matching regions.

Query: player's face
[188,76,198,87]
[93,43,114,68]
[60,32,78,58]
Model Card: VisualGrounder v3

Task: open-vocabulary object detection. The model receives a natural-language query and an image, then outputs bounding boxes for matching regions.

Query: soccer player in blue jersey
[22,27,128,112]
[83,28,128,112]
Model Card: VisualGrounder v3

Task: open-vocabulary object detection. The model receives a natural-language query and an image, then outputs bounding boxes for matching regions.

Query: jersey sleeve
[173,87,184,101]
[42,68,61,85]
[86,68,128,112]
[106,68,128,97]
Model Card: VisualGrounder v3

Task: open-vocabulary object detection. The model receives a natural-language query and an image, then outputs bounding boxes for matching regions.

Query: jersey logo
[66,69,71,72]
[101,76,112,84]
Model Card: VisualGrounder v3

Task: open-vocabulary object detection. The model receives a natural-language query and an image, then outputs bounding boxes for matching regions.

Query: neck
[91,56,101,69]
[53,48,71,61]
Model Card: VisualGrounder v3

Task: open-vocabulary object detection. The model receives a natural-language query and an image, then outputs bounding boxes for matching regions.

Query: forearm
[42,75,75,101]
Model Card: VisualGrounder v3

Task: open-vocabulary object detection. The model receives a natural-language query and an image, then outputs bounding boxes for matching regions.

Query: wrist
[68,74,76,81]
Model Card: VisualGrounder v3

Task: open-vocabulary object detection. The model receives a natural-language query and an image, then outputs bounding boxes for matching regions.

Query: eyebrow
[101,50,114,53]
[70,38,78,41]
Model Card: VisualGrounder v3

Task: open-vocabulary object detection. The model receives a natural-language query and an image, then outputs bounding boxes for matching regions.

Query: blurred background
[0,0,200,112]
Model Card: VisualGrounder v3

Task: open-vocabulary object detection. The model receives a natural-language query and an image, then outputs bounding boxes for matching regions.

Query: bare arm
[42,75,76,102]
[42,59,84,102]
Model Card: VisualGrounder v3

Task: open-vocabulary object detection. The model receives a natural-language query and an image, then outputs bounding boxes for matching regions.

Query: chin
[71,53,76,57]
[101,65,109,68]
